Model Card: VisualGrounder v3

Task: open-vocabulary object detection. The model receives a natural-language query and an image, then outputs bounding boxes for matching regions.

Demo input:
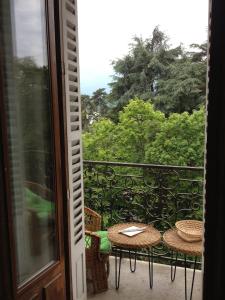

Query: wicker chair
[84,207,110,294]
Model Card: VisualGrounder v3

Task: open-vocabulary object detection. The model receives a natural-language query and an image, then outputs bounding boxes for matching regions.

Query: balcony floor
[88,257,202,300]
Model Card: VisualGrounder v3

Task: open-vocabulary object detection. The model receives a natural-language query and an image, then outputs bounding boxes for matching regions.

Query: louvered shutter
[61,1,87,299]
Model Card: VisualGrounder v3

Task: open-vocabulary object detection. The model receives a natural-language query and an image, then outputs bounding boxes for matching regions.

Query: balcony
[88,257,202,300]
[84,160,204,299]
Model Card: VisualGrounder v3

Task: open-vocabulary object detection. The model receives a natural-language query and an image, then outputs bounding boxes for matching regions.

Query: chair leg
[170,251,178,282]
[129,250,137,273]
[90,267,98,294]
[148,247,154,289]
[106,258,110,277]
[92,260,108,294]
[184,255,198,300]
[115,247,122,289]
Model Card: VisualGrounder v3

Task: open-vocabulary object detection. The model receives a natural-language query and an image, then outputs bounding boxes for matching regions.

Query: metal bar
[84,160,204,171]
[84,160,203,273]
[170,251,178,282]
[129,250,137,272]
[184,255,198,300]
[115,247,122,289]
[111,248,202,268]
[189,257,197,300]
[185,255,187,300]
[148,247,154,289]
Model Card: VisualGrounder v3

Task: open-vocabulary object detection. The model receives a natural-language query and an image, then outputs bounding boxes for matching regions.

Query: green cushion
[96,231,111,253]
[85,230,111,254]
[24,188,54,219]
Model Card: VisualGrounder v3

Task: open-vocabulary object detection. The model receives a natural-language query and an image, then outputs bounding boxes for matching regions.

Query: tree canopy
[83,99,205,166]
[82,27,207,167]
[154,44,207,114]
[145,107,205,166]
[81,27,206,126]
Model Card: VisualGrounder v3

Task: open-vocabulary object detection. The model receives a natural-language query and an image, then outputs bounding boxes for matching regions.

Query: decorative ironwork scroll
[83,160,204,266]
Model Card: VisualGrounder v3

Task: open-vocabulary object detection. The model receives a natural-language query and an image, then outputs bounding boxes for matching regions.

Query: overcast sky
[14,0,48,66]
[78,0,209,95]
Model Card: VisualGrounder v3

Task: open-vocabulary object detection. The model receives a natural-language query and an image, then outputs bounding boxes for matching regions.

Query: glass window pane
[1,0,57,284]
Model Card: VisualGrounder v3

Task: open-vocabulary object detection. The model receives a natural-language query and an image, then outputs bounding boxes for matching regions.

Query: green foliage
[83,99,165,163]
[81,88,112,129]
[82,27,207,125]
[81,94,91,131]
[15,57,51,152]
[114,99,165,162]
[107,28,206,117]
[108,27,180,114]
[81,28,207,126]
[81,28,207,167]
[145,107,205,166]
[14,57,53,186]
[83,118,116,161]
[155,57,207,114]
[83,99,205,167]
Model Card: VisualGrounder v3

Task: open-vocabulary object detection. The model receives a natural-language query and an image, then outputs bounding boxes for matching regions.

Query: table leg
[115,247,122,290]
[170,250,178,282]
[129,250,137,272]
[184,255,198,300]
[148,247,154,289]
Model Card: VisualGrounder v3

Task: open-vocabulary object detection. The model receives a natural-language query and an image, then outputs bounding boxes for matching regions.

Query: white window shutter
[61,1,87,299]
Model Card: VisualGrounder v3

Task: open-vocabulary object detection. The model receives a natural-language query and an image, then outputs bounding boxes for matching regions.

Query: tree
[91,88,108,116]
[108,27,178,115]
[145,107,205,166]
[113,99,165,163]
[107,27,207,117]
[15,57,51,152]
[81,94,91,131]
[14,57,53,185]
[81,88,112,130]
[187,42,207,62]
[82,99,165,163]
[154,44,207,115]
[83,99,205,167]
[82,119,116,161]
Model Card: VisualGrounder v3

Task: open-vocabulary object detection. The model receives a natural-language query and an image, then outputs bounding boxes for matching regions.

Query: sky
[14,0,48,66]
[77,0,209,95]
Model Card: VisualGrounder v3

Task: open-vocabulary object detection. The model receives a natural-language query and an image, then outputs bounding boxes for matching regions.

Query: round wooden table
[163,228,203,300]
[108,222,161,289]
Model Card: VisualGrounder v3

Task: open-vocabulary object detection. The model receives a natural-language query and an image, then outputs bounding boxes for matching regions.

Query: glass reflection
[3,0,57,284]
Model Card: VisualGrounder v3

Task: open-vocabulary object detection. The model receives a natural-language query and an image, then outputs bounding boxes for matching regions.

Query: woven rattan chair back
[84,207,109,294]
[84,206,102,232]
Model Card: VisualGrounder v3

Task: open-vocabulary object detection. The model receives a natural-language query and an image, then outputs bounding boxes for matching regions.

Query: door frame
[0,0,70,298]
[0,115,14,300]
[203,0,225,299]
[3,0,225,299]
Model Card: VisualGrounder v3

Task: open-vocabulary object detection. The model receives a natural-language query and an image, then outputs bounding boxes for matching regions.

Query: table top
[107,222,161,249]
[163,228,202,256]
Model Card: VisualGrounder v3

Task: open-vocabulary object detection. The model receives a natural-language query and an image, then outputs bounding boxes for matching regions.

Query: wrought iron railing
[83,160,204,267]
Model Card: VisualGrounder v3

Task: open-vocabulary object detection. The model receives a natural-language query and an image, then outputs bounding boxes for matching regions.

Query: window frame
[203,0,225,298]
[0,0,68,297]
